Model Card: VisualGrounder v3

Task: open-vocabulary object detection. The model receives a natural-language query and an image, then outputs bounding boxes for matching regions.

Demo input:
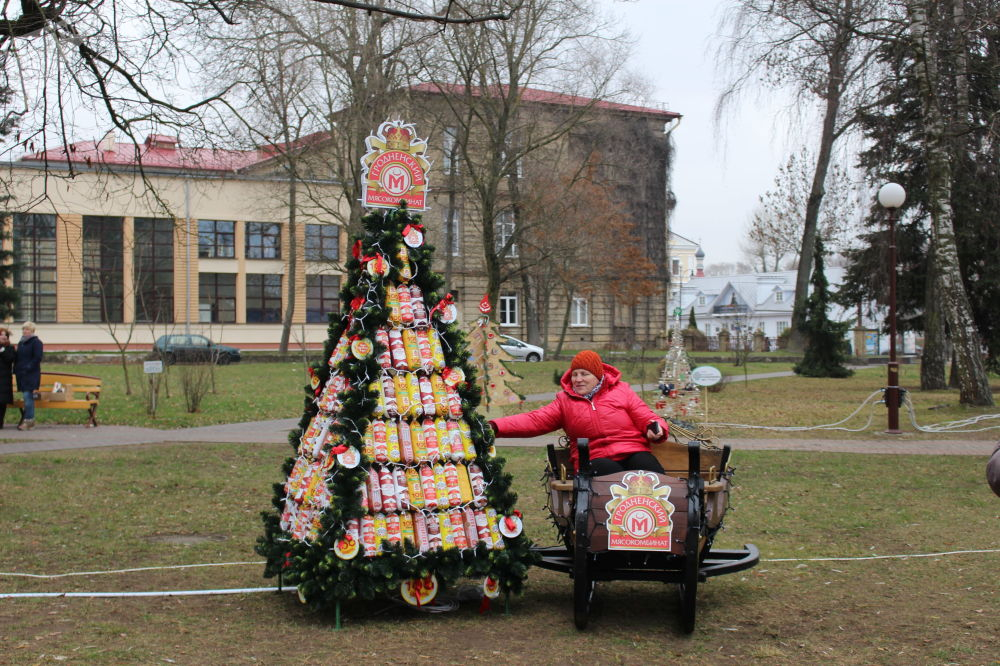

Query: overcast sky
[604,0,796,267]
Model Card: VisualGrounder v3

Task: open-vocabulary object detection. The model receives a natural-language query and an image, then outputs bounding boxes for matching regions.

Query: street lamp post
[878,182,906,434]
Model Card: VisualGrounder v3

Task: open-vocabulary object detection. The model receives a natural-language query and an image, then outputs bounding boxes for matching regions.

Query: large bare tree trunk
[909,0,993,405]
[790,7,851,349]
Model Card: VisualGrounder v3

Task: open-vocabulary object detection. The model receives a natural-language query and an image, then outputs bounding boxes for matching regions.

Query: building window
[443,126,460,175]
[571,296,589,327]
[444,207,460,256]
[495,211,517,258]
[305,224,339,262]
[11,213,57,322]
[774,290,784,303]
[198,220,235,258]
[83,216,124,323]
[246,222,281,259]
[499,292,518,326]
[199,273,236,323]
[698,294,706,306]
[613,301,633,327]
[246,273,282,322]
[776,321,789,335]
[501,138,523,179]
[671,258,680,276]
[133,217,174,323]
[306,274,340,323]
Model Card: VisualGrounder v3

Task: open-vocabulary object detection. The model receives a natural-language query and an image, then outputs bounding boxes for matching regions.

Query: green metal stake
[335,600,341,630]
[504,593,510,616]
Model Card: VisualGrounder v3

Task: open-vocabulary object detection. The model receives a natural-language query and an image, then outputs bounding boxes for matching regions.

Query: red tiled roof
[19,137,263,172]
[19,130,339,172]
[410,82,680,119]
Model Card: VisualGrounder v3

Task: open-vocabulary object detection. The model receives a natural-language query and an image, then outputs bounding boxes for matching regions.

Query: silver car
[499,335,545,362]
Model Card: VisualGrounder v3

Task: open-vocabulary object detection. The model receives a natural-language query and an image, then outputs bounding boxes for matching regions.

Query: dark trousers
[0,404,5,427]
[589,451,665,476]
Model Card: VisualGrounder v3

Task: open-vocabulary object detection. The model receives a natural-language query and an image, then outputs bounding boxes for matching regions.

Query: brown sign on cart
[588,471,689,556]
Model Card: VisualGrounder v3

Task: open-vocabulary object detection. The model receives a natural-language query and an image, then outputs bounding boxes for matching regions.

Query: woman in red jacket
[490,350,668,475]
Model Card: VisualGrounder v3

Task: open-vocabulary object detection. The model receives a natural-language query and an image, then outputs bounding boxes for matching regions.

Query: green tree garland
[256,204,536,610]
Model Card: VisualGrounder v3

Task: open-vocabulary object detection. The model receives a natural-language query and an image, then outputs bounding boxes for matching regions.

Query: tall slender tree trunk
[920,238,947,389]
[908,0,993,405]
[280,176,297,353]
[789,1,852,350]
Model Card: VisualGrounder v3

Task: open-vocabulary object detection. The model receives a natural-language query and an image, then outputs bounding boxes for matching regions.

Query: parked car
[153,334,242,365]
[499,335,545,362]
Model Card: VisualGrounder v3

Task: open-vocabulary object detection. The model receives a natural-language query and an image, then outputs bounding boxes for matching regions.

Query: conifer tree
[687,307,697,330]
[794,236,853,378]
[257,205,534,612]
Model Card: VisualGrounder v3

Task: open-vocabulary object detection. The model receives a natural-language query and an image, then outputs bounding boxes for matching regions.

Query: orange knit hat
[569,350,604,379]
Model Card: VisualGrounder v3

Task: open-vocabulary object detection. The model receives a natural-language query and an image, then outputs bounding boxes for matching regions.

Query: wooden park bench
[11,372,102,427]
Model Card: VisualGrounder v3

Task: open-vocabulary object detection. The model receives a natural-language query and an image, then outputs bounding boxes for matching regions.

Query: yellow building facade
[3,137,346,351]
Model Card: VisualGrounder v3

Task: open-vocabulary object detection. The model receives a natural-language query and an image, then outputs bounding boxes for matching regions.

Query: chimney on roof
[98,131,116,153]
[145,134,179,150]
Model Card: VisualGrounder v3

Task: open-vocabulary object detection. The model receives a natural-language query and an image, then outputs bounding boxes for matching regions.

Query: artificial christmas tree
[657,324,704,422]
[257,205,535,616]
[467,296,523,410]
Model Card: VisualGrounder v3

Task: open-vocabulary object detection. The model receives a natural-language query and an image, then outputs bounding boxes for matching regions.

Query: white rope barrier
[703,390,884,432]
[763,548,1000,562]
[3,548,998,599]
[701,388,1000,434]
[0,561,265,579]
[0,587,293,599]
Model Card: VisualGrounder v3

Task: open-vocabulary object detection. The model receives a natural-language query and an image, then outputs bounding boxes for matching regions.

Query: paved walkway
[3,368,994,457]
[0,418,995,456]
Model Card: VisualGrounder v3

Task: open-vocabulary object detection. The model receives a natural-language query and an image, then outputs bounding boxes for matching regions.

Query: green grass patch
[0,443,996,663]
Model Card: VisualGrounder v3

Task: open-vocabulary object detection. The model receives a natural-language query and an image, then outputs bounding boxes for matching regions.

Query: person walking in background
[0,327,15,428]
[14,321,42,431]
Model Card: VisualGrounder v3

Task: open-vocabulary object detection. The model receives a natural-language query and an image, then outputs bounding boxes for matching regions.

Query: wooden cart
[533,433,758,633]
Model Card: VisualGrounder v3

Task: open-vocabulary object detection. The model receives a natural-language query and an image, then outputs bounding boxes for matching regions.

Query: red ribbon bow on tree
[361,254,386,274]
[429,292,455,318]
[403,222,424,237]
[351,239,362,260]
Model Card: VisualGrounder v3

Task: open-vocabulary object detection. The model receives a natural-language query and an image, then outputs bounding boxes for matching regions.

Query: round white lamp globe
[878,182,906,209]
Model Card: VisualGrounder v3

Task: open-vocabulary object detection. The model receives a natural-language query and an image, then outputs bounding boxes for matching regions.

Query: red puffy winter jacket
[491,363,667,470]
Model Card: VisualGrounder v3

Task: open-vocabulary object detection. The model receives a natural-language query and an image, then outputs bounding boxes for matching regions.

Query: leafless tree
[742,147,859,271]
[0,0,514,195]
[414,0,634,320]
[716,0,892,345]
[202,5,323,353]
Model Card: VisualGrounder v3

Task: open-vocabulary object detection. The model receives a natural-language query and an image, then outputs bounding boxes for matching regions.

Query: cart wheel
[677,548,698,634]
[573,507,595,630]
[678,486,702,634]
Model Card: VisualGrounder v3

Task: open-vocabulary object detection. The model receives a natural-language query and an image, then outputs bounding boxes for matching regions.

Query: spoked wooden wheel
[573,505,595,630]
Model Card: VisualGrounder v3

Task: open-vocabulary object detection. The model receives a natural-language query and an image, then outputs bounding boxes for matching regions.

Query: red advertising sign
[604,471,675,551]
[360,120,432,211]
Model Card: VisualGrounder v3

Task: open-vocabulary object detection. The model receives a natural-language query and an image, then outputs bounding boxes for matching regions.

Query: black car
[153,334,242,365]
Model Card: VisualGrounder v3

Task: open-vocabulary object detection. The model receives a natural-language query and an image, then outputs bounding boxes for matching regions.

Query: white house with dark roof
[674,268,915,353]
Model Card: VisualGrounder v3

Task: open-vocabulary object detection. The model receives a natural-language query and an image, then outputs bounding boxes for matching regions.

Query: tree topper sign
[360,120,432,210]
